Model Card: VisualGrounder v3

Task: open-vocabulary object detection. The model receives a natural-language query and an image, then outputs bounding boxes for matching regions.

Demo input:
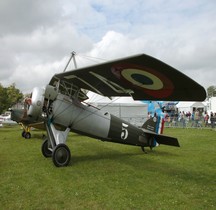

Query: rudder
[142,116,165,135]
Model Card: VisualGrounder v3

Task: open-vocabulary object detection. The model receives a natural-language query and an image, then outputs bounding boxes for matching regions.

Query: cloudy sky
[0,0,215,93]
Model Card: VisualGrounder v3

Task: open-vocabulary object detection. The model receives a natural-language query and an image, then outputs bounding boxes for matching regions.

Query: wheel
[25,132,31,139]
[22,131,26,138]
[41,139,52,158]
[52,144,71,167]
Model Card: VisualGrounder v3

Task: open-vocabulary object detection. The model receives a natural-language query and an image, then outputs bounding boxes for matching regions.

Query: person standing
[210,112,215,129]
[204,111,209,127]
[194,109,200,127]
[180,111,186,128]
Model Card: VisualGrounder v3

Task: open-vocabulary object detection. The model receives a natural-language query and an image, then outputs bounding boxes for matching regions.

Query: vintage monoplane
[11,53,206,167]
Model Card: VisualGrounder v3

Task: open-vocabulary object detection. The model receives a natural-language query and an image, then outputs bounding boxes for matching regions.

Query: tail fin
[142,116,165,135]
[142,117,180,147]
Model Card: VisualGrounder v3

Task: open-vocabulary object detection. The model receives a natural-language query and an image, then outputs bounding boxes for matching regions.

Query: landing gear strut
[43,122,71,167]
[42,85,72,167]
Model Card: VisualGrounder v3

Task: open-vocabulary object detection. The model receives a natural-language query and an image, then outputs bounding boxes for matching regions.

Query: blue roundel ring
[121,68,164,90]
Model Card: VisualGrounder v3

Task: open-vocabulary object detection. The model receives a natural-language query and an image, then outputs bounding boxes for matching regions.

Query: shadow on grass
[70,146,179,166]
[68,142,215,188]
[71,151,142,165]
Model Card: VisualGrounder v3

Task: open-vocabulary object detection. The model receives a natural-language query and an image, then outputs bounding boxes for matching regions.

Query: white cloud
[0,0,62,35]
[0,0,215,93]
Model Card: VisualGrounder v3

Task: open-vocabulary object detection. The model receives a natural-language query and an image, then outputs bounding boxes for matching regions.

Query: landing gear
[44,122,71,167]
[21,131,31,139]
[24,132,31,139]
[52,144,71,167]
[41,139,52,157]
[20,123,31,139]
[22,131,26,137]
[43,86,72,167]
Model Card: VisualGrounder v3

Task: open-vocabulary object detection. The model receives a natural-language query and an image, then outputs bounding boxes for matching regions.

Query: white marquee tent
[176,101,206,113]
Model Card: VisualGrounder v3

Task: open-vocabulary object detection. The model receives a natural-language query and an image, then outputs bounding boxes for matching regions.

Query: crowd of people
[164,110,216,129]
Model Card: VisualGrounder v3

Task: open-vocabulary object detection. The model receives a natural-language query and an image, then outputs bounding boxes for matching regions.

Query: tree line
[0,83,216,114]
[0,83,23,114]
[207,86,216,98]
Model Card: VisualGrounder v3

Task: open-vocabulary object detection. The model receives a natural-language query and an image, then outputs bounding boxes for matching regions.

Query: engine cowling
[26,87,45,120]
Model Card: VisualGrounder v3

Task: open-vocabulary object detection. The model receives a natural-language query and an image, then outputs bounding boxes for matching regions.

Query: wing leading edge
[49,54,206,101]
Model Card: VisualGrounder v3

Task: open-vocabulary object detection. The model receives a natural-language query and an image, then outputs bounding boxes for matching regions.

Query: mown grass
[0,125,215,210]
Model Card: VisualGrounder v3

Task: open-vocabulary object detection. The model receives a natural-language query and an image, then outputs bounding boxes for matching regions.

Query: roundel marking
[121,69,164,90]
[111,63,174,98]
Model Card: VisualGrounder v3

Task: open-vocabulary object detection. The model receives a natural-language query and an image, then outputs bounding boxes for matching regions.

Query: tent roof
[177,101,205,108]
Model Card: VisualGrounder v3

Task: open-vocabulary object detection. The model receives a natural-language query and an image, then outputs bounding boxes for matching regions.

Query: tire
[22,131,26,138]
[25,132,31,139]
[52,144,71,167]
[41,139,52,158]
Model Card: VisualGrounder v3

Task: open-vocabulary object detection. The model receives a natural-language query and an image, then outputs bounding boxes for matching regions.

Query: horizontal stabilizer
[142,128,180,147]
[154,134,180,147]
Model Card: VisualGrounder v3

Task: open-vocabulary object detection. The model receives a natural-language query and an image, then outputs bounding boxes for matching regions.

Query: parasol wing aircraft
[11,53,206,167]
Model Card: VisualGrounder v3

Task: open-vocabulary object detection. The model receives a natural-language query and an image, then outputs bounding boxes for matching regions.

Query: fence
[164,116,215,129]
[122,116,215,129]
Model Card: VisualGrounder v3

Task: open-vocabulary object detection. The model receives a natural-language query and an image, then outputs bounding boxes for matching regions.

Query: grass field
[0,125,215,210]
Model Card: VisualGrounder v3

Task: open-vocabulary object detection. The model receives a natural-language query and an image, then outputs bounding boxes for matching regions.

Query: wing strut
[63,51,77,72]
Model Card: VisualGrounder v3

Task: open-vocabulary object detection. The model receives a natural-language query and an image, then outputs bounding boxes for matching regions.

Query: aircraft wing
[49,54,206,101]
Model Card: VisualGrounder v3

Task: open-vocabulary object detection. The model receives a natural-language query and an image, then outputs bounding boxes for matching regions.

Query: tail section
[142,117,180,147]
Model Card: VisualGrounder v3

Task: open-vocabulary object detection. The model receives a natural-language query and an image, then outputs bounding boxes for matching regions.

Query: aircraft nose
[11,109,25,123]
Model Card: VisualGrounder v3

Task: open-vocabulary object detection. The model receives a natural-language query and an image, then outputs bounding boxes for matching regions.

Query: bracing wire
[77,54,108,63]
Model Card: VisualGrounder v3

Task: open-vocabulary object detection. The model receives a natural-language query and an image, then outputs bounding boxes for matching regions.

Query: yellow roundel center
[121,69,164,90]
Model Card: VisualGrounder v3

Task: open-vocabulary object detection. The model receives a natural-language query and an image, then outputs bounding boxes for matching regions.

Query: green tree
[207,86,216,98]
[6,83,23,106]
[0,84,8,114]
[0,83,23,114]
